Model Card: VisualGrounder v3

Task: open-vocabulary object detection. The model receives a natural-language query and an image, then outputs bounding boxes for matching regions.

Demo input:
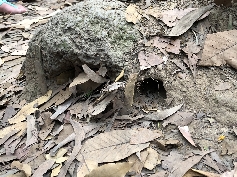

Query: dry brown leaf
[82,64,108,83]
[215,82,232,91]
[125,5,142,24]
[8,90,52,124]
[50,98,74,120]
[203,155,222,174]
[58,120,85,177]
[178,126,196,147]
[163,150,213,177]
[191,169,220,177]
[0,129,19,146]
[143,148,161,170]
[169,5,213,36]
[77,129,153,163]
[199,30,237,67]
[114,69,124,82]
[69,72,89,88]
[11,161,31,177]
[130,129,162,144]
[88,93,116,116]
[32,159,55,177]
[0,155,18,163]
[0,122,26,138]
[103,82,125,92]
[77,160,98,177]
[138,51,164,70]
[124,73,138,106]
[128,154,144,174]
[162,111,194,127]
[85,162,132,177]
[39,112,54,140]
[25,115,38,148]
[145,103,183,121]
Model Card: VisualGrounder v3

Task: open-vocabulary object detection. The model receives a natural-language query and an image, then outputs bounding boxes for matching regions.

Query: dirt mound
[22,0,141,101]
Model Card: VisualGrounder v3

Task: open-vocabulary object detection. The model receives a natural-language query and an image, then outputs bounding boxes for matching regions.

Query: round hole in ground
[136,78,167,100]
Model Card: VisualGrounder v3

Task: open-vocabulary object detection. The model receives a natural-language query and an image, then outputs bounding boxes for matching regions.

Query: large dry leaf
[169,5,213,36]
[77,129,156,163]
[85,162,132,177]
[50,98,74,120]
[77,160,98,177]
[163,150,213,177]
[11,161,31,177]
[32,159,55,177]
[191,169,220,177]
[58,120,85,177]
[125,4,142,24]
[0,122,26,138]
[8,90,52,124]
[82,64,108,83]
[178,126,196,147]
[162,111,194,127]
[144,104,183,120]
[124,73,138,106]
[138,51,164,70]
[69,72,89,88]
[130,129,162,144]
[143,148,161,170]
[199,30,237,69]
[88,93,116,116]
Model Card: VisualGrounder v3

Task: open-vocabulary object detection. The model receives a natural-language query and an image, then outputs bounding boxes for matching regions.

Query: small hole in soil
[137,78,167,99]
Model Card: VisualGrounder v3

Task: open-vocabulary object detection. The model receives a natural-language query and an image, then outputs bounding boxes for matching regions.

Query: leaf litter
[1,0,237,176]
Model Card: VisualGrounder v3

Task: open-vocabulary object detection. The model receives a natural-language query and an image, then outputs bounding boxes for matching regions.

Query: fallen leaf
[162,111,194,127]
[144,104,183,121]
[178,126,196,147]
[0,129,19,146]
[32,159,55,177]
[191,169,220,177]
[130,129,162,144]
[162,150,213,177]
[50,98,75,120]
[169,5,213,36]
[77,129,154,163]
[0,122,26,138]
[103,82,125,92]
[88,92,116,116]
[128,154,144,174]
[114,69,124,82]
[8,90,52,124]
[85,162,133,177]
[199,30,237,68]
[203,155,222,173]
[0,155,18,163]
[125,4,142,24]
[82,64,108,83]
[143,148,161,170]
[77,160,98,177]
[138,51,164,70]
[69,72,90,88]
[58,120,85,177]
[215,82,232,91]
[11,161,31,177]
[124,73,138,106]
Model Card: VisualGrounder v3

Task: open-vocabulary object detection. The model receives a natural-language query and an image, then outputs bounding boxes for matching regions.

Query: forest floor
[0,0,237,176]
